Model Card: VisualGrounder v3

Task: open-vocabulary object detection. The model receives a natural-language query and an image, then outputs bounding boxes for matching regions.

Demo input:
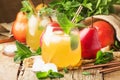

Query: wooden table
[0,42,120,80]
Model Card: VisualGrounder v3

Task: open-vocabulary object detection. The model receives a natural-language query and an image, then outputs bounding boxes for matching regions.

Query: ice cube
[42,63,58,72]
[32,56,58,72]
[40,16,50,27]
[32,56,45,72]
[28,15,39,36]
[43,25,54,46]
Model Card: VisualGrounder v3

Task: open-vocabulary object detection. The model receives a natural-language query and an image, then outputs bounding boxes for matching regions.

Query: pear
[80,27,101,59]
[92,20,115,48]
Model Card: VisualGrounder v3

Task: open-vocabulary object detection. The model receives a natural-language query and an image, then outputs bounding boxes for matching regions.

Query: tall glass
[42,25,81,68]
[26,15,50,50]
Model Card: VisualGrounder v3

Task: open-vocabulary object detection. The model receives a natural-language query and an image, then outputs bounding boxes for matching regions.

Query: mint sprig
[95,51,113,64]
[14,41,41,63]
[82,71,91,75]
[21,0,34,18]
[36,70,64,79]
[57,13,74,34]
[70,33,79,50]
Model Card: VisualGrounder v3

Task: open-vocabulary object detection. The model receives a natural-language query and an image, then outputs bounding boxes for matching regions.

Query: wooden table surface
[0,42,120,80]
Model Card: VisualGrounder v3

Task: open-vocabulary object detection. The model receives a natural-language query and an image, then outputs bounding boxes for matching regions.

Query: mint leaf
[82,72,91,75]
[63,67,69,73]
[21,0,34,18]
[36,70,64,79]
[57,13,74,34]
[36,72,49,79]
[14,41,41,63]
[95,51,113,64]
[39,7,54,16]
[70,33,79,50]
[14,41,32,63]
[49,72,64,79]
[16,41,32,54]
[111,40,120,51]
[35,47,42,55]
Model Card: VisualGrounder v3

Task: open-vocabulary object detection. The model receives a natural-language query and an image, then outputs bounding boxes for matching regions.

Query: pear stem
[91,16,94,28]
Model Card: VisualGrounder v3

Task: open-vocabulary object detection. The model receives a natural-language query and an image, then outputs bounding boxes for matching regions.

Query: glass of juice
[42,24,81,69]
[26,15,50,50]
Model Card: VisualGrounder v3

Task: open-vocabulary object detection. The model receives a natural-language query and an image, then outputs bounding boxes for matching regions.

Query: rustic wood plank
[59,70,73,80]
[0,42,19,80]
[19,67,103,80]
[81,69,103,80]
[18,68,38,80]
[2,42,117,80]
[104,70,120,80]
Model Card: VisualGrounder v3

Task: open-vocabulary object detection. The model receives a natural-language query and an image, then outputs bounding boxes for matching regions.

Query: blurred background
[0,0,120,23]
[0,0,51,23]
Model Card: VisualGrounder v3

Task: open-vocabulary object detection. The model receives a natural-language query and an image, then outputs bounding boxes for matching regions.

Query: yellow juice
[26,27,43,50]
[42,26,81,68]
[26,15,50,50]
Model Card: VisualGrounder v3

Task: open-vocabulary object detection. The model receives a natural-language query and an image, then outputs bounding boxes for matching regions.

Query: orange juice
[26,15,50,50]
[42,26,81,68]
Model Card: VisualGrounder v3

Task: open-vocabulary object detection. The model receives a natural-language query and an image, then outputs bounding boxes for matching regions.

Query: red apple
[91,20,115,48]
[80,27,101,59]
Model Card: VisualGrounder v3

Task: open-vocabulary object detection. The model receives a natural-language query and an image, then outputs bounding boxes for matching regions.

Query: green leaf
[70,33,79,50]
[63,67,69,73]
[36,72,49,79]
[14,53,22,63]
[82,71,91,75]
[96,0,101,8]
[95,51,113,65]
[49,0,120,22]
[35,47,42,55]
[64,1,72,10]
[96,50,103,60]
[39,7,54,16]
[115,40,120,48]
[21,0,34,18]
[14,41,42,63]
[36,70,64,79]
[14,41,32,62]
[49,72,64,79]
[16,41,32,54]
[83,3,92,11]
[57,13,74,34]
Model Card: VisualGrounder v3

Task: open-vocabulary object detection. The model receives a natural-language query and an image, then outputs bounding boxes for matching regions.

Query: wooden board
[0,42,19,80]
[18,68,103,80]
[1,42,120,80]
[104,70,120,80]
[0,36,15,43]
